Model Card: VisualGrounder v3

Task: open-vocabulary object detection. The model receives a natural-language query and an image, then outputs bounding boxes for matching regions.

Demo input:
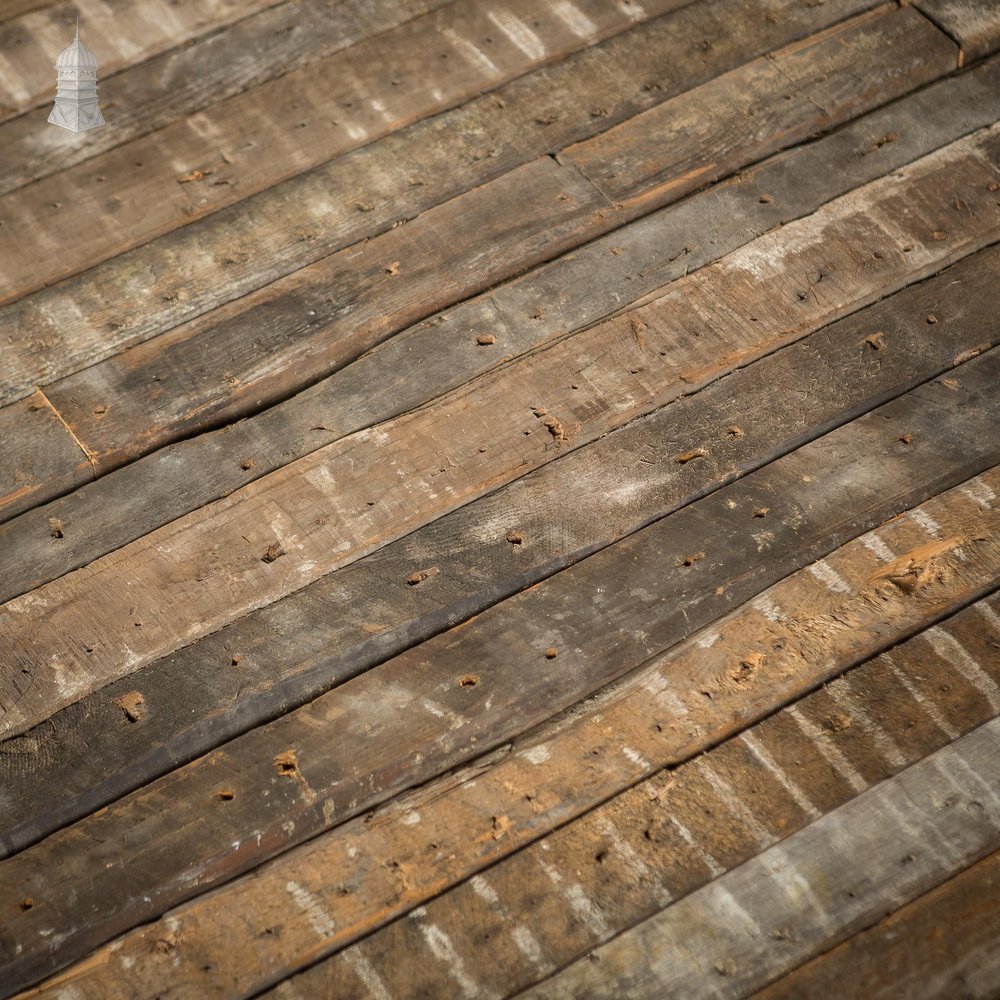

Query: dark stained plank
[268,593,1000,1000]
[915,0,1000,60]
[3,127,997,737]
[1,372,997,995]
[3,55,998,586]
[0,0,458,194]
[3,243,998,857]
[9,5,961,506]
[0,0,288,119]
[18,481,1000,999]
[754,847,1000,1000]
[560,6,957,209]
[0,0,912,400]
[0,0,689,298]
[522,717,1000,1000]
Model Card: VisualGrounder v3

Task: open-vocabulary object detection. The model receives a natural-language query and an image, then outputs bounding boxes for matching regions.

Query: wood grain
[268,593,1000,999]
[3,53,998,582]
[0,0,457,194]
[14,473,999,999]
[0,0,914,400]
[754,847,1000,1000]
[522,716,1000,999]
[0,0,288,119]
[915,0,1000,60]
[3,242,998,857]
[1,371,997,993]
[2,125,997,739]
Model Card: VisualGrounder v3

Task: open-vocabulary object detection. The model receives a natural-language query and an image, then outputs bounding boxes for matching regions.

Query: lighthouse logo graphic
[48,20,105,132]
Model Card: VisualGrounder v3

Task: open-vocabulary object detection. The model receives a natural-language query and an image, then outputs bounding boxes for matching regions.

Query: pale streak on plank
[922,627,1000,711]
[880,652,960,740]
[521,717,1000,999]
[341,951,395,1000]
[693,759,773,847]
[786,706,868,794]
[823,679,908,769]
[2,124,997,741]
[539,859,612,942]
[469,876,555,972]
[418,921,492,1000]
[737,731,822,821]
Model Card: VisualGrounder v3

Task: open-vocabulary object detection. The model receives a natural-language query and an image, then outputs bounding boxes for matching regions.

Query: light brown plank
[1,124,996,740]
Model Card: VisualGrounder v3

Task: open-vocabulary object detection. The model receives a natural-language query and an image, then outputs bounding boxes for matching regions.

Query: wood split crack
[32,387,98,478]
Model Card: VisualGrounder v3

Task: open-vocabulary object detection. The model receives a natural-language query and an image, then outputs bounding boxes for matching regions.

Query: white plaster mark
[881,652,959,740]
[551,0,597,37]
[511,925,553,973]
[285,881,335,939]
[487,10,546,59]
[958,476,996,506]
[924,627,1000,712]
[787,705,867,793]
[808,559,853,594]
[614,0,646,21]
[860,534,896,563]
[470,875,501,906]
[695,759,772,847]
[596,818,672,906]
[974,601,1000,634]
[402,810,421,826]
[523,744,551,765]
[343,948,395,1000]
[419,923,484,999]
[666,816,724,877]
[345,123,368,141]
[826,680,907,769]
[707,883,761,939]
[621,745,651,769]
[653,686,689,718]
[539,860,611,941]
[752,594,787,623]
[738,731,821,820]
[908,508,942,538]
[696,631,720,649]
[443,28,501,77]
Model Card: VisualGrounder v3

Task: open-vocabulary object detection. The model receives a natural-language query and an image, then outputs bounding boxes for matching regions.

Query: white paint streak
[523,744,551,765]
[924,627,1000,712]
[908,508,942,538]
[808,559,853,594]
[826,680,907,769]
[787,706,867,793]
[488,10,546,59]
[958,476,995,506]
[551,0,597,38]
[666,816,724,877]
[539,860,611,940]
[443,28,501,76]
[622,745,651,769]
[860,534,895,563]
[285,880,335,939]
[696,759,772,847]
[881,652,959,740]
[596,818,672,905]
[752,594,786,623]
[343,949,395,1000]
[739,731,820,820]
[420,923,484,999]
[511,925,552,973]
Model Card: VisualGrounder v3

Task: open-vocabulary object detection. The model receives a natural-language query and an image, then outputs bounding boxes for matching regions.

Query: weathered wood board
[3,244,997,857]
[3,54,998,576]
[16,487,999,998]
[915,0,1000,60]
[2,123,997,740]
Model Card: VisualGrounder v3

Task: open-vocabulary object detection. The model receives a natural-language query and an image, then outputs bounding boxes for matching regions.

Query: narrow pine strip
[14,476,999,999]
[0,0,457,194]
[1,124,996,740]
[1,367,997,992]
[2,244,997,857]
[3,56,998,572]
[0,0,287,119]
[267,594,1000,999]
[0,0,935,399]
[754,848,1000,999]
[522,717,1000,1000]
[915,0,1000,61]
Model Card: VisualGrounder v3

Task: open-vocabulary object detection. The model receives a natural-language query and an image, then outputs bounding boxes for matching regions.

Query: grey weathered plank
[754,847,1000,1000]
[2,243,998,857]
[0,0,918,400]
[522,716,1000,1000]
[0,364,997,995]
[18,478,1000,1000]
[266,593,1000,1000]
[2,125,997,741]
[0,0,288,119]
[0,0,458,194]
[2,54,998,585]
[915,0,1000,60]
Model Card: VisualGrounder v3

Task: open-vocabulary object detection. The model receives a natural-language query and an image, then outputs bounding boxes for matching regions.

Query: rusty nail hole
[758,194,772,204]
[926,314,938,325]
[752,508,769,518]
[407,567,438,586]
[240,458,255,471]
[231,654,243,666]
[931,231,946,241]
[475,333,496,345]
[275,751,298,776]
[506,530,523,545]
[262,543,285,564]
[216,789,235,801]
[544,647,559,659]
[48,517,65,539]
[674,448,707,464]
[459,674,479,687]
[865,332,885,351]
[898,433,913,445]
[679,552,705,568]
[20,899,33,912]
[725,425,744,438]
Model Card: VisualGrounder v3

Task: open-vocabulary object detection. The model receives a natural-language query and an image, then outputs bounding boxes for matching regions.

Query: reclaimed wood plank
[3,244,998,856]
[0,0,457,195]
[0,0,288,119]
[1,124,996,739]
[560,6,957,209]
[0,0,693,297]
[915,0,1000,61]
[267,593,1000,1000]
[3,55,998,580]
[754,848,1000,1000]
[1,377,998,993]
[14,477,999,999]
[521,716,1000,1000]
[0,0,920,399]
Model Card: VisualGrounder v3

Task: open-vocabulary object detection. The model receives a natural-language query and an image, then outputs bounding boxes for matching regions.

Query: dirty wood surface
[1,0,998,997]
